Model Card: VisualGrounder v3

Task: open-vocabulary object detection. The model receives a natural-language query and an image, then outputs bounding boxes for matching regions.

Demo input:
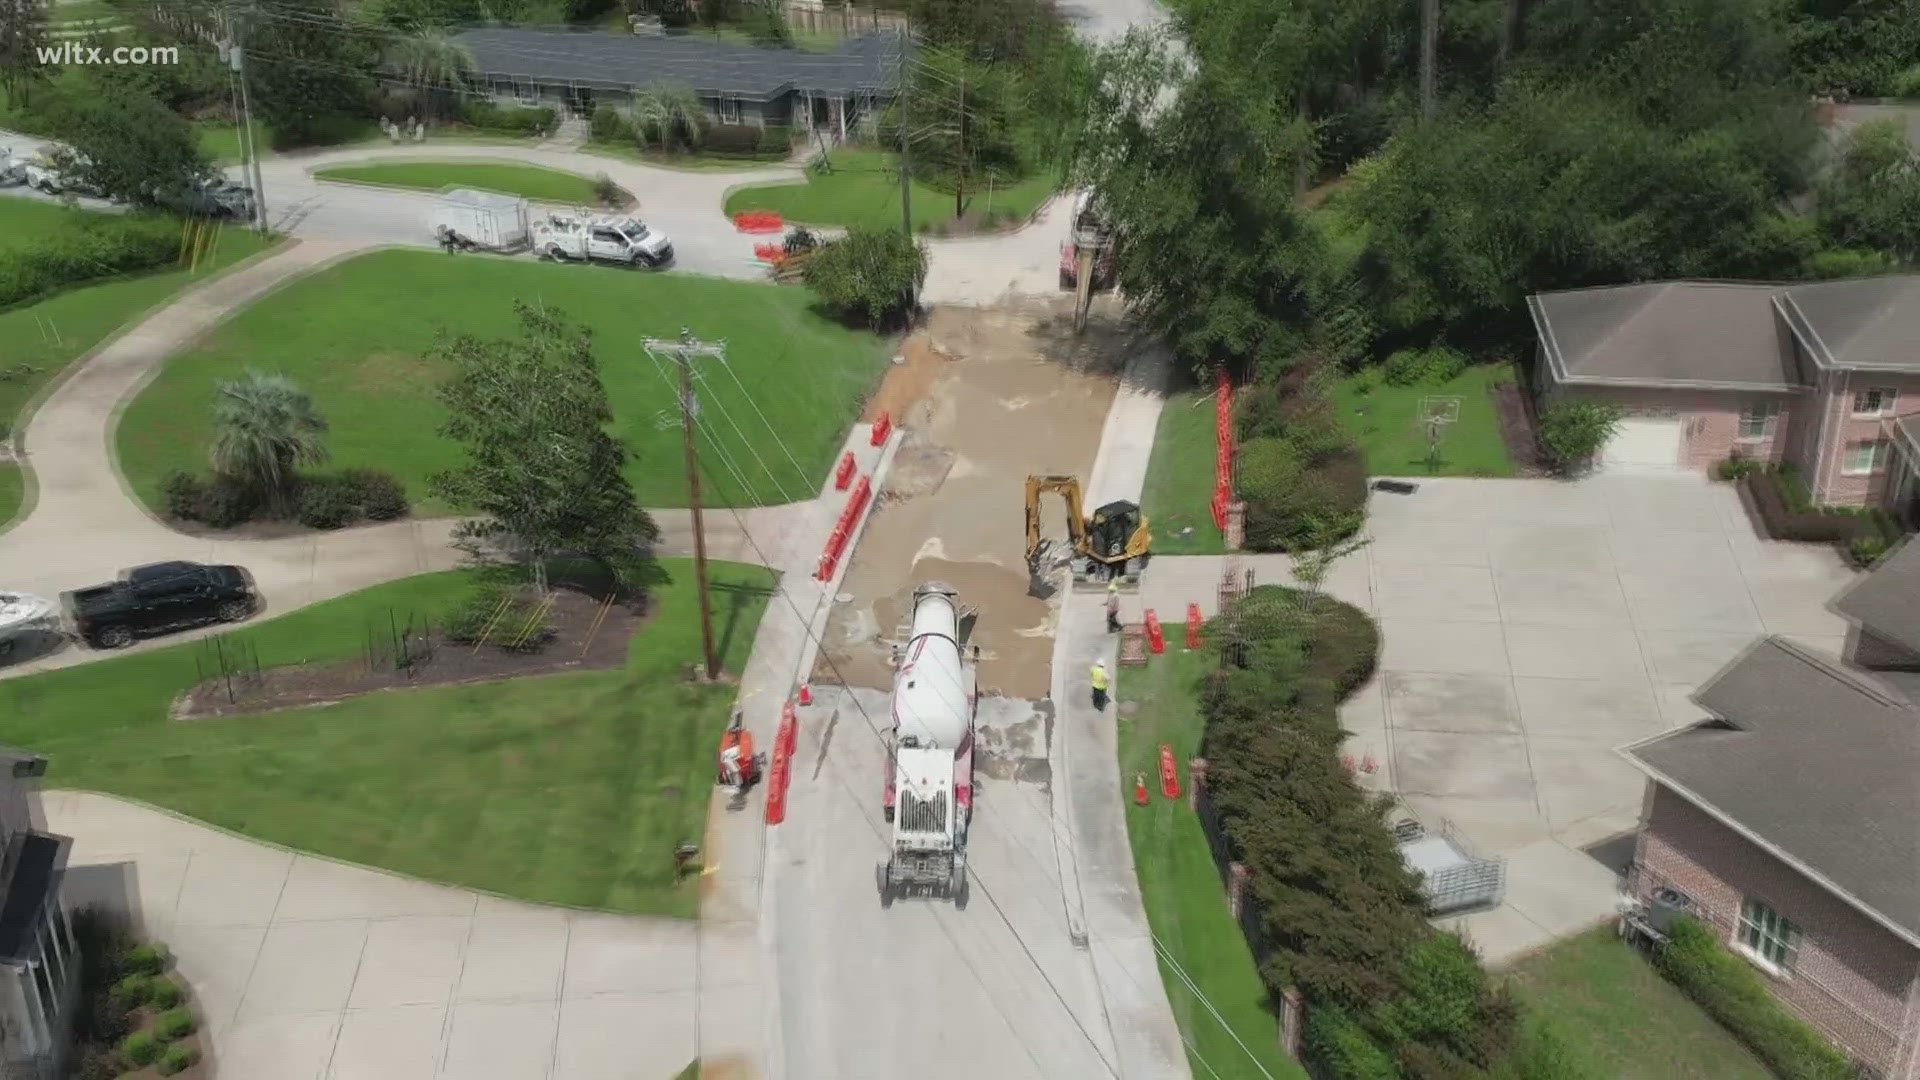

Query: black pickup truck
[62,561,257,649]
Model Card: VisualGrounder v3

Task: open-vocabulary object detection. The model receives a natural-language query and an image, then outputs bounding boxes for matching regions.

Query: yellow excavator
[1024,474,1151,596]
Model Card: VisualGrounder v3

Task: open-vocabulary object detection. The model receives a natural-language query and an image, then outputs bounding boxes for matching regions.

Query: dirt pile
[814,299,1133,699]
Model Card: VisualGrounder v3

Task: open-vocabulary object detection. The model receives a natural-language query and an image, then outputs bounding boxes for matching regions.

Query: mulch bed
[174,588,648,719]
[1490,372,1550,477]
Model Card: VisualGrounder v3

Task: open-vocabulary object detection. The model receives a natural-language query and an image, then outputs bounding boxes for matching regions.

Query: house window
[1844,439,1889,476]
[1853,387,1898,417]
[1736,898,1800,972]
[1738,402,1778,441]
[718,97,741,124]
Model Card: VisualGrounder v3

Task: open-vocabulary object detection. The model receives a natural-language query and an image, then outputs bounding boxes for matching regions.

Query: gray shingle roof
[1776,275,1920,372]
[1528,281,1800,390]
[1623,637,1920,942]
[1832,535,1920,657]
[455,27,903,101]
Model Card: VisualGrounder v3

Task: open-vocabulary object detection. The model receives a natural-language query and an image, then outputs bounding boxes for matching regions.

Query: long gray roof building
[454,27,905,101]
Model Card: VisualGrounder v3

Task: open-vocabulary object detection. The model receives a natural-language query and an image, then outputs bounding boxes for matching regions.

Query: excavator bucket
[1026,539,1063,599]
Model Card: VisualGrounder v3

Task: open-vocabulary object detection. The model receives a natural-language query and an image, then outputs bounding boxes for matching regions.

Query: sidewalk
[1046,345,1189,1079]
[694,419,902,1078]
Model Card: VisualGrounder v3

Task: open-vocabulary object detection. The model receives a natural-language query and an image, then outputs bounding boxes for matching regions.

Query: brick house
[1528,274,1920,515]
[1618,538,1920,1078]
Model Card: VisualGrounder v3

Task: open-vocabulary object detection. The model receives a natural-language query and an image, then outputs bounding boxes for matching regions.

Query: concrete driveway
[50,792,703,1080]
[1138,474,1859,963]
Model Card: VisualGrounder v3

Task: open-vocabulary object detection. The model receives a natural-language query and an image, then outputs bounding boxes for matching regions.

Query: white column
[836,97,847,143]
[18,966,49,1056]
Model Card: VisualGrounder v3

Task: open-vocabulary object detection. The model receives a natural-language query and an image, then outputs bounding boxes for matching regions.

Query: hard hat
[1107,580,1119,592]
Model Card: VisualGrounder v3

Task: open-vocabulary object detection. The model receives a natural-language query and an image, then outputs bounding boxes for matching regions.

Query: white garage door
[1599,415,1685,473]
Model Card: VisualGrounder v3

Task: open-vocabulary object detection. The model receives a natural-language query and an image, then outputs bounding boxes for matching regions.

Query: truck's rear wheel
[95,626,133,649]
[216,599,252,623]
[953,871,969,910]
[876,863,895,909]
[545,244,568,262]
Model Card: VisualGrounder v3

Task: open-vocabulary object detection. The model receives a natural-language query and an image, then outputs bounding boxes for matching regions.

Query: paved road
[52,791,703,1080]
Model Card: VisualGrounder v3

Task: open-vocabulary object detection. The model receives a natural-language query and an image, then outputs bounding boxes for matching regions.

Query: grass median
[1115,646,1308,1080]
[0,558,773,917]
[117,248,891,514]
[1140,389,1227,556]
[312,160,611,204]
[723,149,1056,232]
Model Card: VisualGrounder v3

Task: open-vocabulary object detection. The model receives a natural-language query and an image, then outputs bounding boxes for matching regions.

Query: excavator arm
[1024,475,1090,594]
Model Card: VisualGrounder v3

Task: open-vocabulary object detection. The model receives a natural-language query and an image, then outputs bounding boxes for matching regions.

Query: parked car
[0,148,28,188]
[0,593,60,658]
[22,148,107,199]
[531,211,673,267]
[61,561,258,649]
[158,177,256,220]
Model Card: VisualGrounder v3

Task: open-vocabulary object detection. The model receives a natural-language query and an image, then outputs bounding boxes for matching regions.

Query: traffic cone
[1134,774,1149,807]
[797,683,812,706]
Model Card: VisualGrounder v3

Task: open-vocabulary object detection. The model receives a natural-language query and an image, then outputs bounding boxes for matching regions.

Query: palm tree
[210,370,329,513]
[385,29,475,121]
[629,83,707,152]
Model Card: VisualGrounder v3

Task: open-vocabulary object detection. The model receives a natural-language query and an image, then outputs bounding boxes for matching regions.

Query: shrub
[1313,593,1380,695]
[1714,456,1762,481]
[122,942,170,976]
[198,473,259,529]
[1657,918,1854,1080]
[297,476,357,529]
[0,212,182,309]
[148,977,184,1009]
[588,104,630,143]
[154,1006,196,1041]
[1238,440,1367,551]
[161,471,207,522]
[1383,346,1469,387]
[758,124,792,155]
[339,467,410,520]
[110,972,152,1007]
[120,1030,161,1067]
[801,228,929,327]
[443,582,516,644]
[71,1046,123,1080]
[461,101,554,136]
[1536,401,1622,475]
[443,583,554,650]
[157,1044,199,1076]
[702,122,770,155]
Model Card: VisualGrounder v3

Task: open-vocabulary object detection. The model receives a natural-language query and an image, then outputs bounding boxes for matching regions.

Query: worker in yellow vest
[1089,660,1110,711]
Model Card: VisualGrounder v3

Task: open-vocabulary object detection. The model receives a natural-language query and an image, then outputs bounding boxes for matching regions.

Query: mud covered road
[814,298,1134,699]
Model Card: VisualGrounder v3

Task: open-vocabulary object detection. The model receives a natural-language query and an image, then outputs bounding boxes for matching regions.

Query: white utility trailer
[429,189,531,252]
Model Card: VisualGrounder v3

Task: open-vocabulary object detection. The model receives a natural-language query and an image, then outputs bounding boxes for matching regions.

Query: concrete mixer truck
[878,582,979,908]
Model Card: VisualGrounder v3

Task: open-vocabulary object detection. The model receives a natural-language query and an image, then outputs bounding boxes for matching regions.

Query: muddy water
[814,301,1126,699]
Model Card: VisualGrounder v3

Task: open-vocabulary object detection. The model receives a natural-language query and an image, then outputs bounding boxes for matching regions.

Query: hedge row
[461,101,556,136]
[1737,463,1904,564]
[0,213,181,310]
[1656,918,1856,1080]
[591,104,791,158]
[164,467,409,530]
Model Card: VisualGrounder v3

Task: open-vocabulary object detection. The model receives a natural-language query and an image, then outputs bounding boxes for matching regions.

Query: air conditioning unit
[1645,886,1694,935]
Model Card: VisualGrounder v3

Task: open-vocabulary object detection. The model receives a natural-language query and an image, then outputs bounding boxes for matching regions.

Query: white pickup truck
[531,212,674,268]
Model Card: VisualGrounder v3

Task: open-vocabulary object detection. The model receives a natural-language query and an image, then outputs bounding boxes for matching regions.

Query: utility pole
[222,4,269,234]
[895,45,916,313]
[645,329,726,680]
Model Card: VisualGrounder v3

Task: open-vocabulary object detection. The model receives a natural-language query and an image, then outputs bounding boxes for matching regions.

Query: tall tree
[629,83,705,150]
[245,0,375,148]
[430,304,659,591]
[210,371,330,513]
[1819,118,1920,263]
[382,27,474,120]
[0,0,49,109]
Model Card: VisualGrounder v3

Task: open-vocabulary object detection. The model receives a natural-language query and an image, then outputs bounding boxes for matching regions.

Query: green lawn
[1115,648,1308,1080]
[1331,365,1516,478]
[313,160,609,204]
[1141,390,1227,556]
[1508,927,1772,1080]
[723,149,1058,231]
[117,249,889,514]
[0,559,774,917]
[585,140,790,171]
